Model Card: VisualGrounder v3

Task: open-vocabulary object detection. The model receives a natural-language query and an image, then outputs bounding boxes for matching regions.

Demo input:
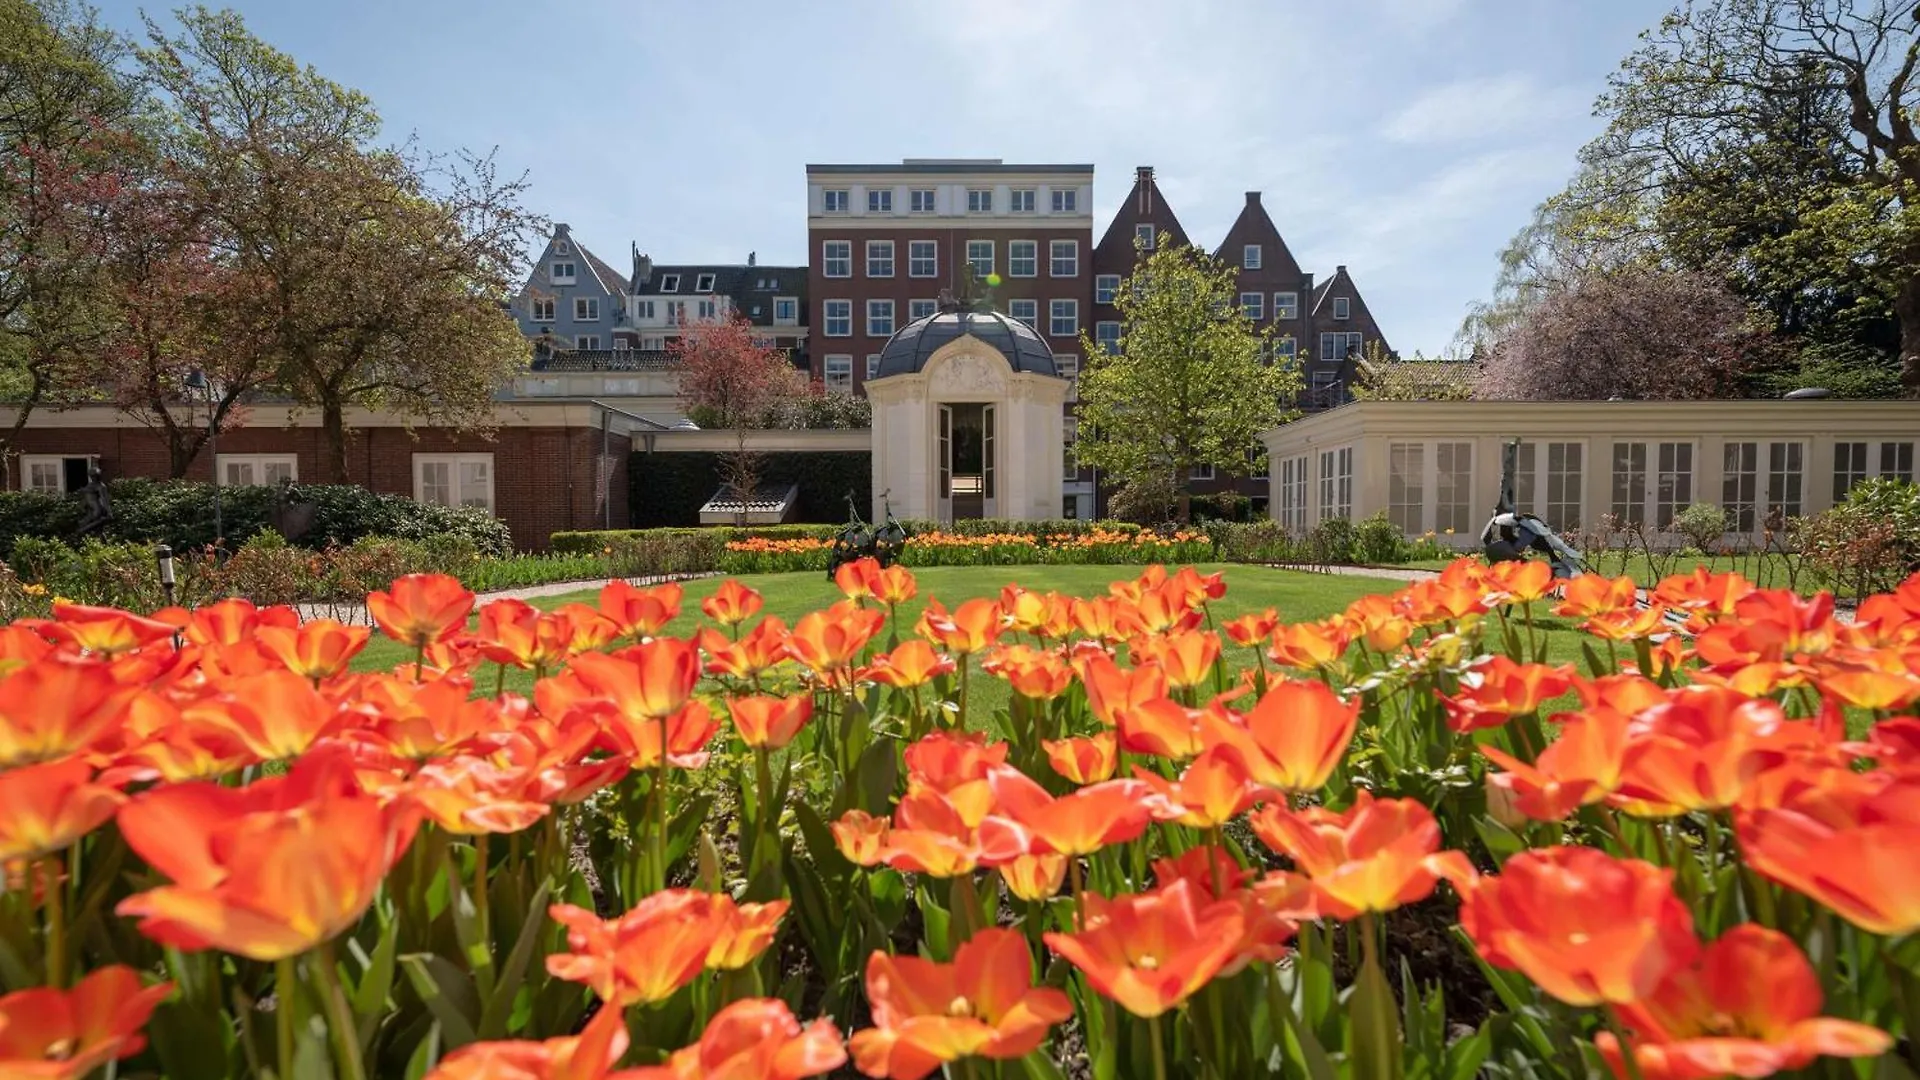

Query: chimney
[749,251,757,266]
[554,222,571,235]
[629,243,652,287]
[1246,192,1261,206]
[1336,264,1347,275]
[1136,166,1154,214]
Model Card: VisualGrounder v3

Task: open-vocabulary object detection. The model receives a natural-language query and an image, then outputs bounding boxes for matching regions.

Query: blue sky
[97,0,1672,356]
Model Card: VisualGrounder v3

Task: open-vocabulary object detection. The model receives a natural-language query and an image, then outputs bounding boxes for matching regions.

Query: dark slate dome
[873,305,1060,380]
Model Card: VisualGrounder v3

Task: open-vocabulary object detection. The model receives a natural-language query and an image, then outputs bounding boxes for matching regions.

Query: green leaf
[1021,1049,1071,1080]
[1472,816,1527,867]
[1349,952,1405,1080]
[146,998,238,1080]
[791,800,850,888]
[853,738,900,817]
[915,881,951,961]
[667,792,716,868]
[351,915,401,1051]
[478,879,552,1039]
[1443,1023,1492,1080]
[399,954,480,1049]
[402,1022,442,1080]
[869,868,908,930]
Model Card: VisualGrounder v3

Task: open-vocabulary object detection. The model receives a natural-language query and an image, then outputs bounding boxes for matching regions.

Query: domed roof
[873,305,1060,380]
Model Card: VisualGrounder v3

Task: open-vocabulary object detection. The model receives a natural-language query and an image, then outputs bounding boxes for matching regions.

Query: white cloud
[1381,73,1592,145]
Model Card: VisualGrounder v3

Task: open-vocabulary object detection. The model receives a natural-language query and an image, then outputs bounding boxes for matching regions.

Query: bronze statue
[269,476,316,542]
[75,462,112,536]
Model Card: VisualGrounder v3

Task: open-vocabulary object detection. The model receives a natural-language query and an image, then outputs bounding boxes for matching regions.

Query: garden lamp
[185,368,221,546]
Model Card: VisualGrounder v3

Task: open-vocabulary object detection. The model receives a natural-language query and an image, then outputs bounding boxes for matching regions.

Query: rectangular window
[824,355,852,393]
[695,300,716,320]
[218,454,297,487]
[1612,441,1692,527]
[664,300,686,325]
[1095,275,1120,304]
[866,354,881,380]
[1192,463,1215,481]
[1722,441,1759,533]
[967,240,993,278]
[1050,240,1078,277]
[909,240,937,278]
[1514,441,1584,531]
[867,299,894,337]
[1388,442,1424,534]
[530,298,554,322]
[641,335,665,349]
[20,455,91,494]
[1051,188,1077,213]
[550,262,576,283]
[866,240,894,278]
[824,189,849,212]
[1010,188,1035,213]
[1135,224,1156,250]
[1655,441,1693,528]
[1240,292,1263,319]
[1279,455,1310,532]
[1767,441,1804,526]
[1055,353,1078,400]
[414,453,494,513]
[823,240,851,278]
[773,297,797,323]
[634,300,655,320]
[659,274,680,293]
[1883,440,1917,483]
[1243,244,1262,270]
[695,273,715,292]
[1435,441,1473,535]
[1095,321,1122,354]
[1009,240,1038,278]
[1318,447,1353,521]
[910,189,935,213]
[1049,299,1078,337]
[1009,299,1038,327]
[967,188,993,213]
[575,335,601,350]
[1276,337,1297,365]
[909,298,937,320]
[867,188,893,213]
[1064,419,1079,480]
[1249,447,1268,479]
[554,240,570,255]
[824,300,852,336]
[1274,292,1299,320]
[1610,442,1648,526]
[1333,296,1351,320]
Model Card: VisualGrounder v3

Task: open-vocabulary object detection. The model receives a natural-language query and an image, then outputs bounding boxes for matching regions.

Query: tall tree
[670,314,804,523]
[1074,242,1298,523]
[136,8,538,481]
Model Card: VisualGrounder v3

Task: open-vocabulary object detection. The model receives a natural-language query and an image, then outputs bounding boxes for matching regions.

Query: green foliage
[1075,242,1300,516]
[1799,478,1920,598]
[1670,502,1730,552]
[0,479,511,557]
[627,452,872,528]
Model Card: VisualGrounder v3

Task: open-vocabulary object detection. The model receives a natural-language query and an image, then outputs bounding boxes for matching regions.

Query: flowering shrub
[2,556,1918,1078]
[719,528,1214,573]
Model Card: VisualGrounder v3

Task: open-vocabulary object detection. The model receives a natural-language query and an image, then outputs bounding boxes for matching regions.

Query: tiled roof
[632,263,807,327]
[577,244,630,295]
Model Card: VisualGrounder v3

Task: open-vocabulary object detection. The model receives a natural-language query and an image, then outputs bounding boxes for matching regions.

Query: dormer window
[659,274,680,293]
[695,273,716,293]
[551,261,576,283]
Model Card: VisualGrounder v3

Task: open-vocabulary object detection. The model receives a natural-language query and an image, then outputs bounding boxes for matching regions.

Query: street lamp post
[185,368,221,546]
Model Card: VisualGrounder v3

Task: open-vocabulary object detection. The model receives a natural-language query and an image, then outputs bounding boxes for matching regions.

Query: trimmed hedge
[551,518,1153,553]
[0,478,512,558]
[629,451,872,528]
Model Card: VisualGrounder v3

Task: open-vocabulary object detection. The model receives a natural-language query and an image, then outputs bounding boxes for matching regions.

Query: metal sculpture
[75,462,113,537]
[1480,439,1585,578]
[827,491,909,580]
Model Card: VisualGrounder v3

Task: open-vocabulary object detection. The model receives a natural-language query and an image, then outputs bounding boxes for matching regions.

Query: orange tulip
[707,896,789,971]
[43,603,177,656]
[1555,573,1639,619]
[256,618,371,681]
[1458,846,1698,1007]
[108,718,254,785]
[851,928,1073,1079]
[1266,620,1350,670]
[0,756,127,862]
[1115,696,1212,760]
[836,557,882,601]
[404,755,550,835]
[621,997,846,1080]
[1597,925,1888,1080]
[1440,656,1575,733]
[0,625,52,675]
[475,598,570,671]
[0,965,173,1080]
[729,694,814,750]
[1480,707,1631,822]
[1134,745,1269,829]
[1069,596,1127,642]
[1223,608,1280,648]
[598,579,682,640]
[1615,686,1819,815]
[182,669,348,762]
[1152,845,1255,900]
[917,598,1002,655]
[1201,679,1357,793]
[701,616,792,680]
[424,1004,628,1080]
[1736,771,1920,935]
[116,747,421,960]
[569,638,701,721]
[985,767,1157,856]
[1852,717,1920,776]
[1248,791,1473,919]
[1483,558,1555,604]
[869,640,956,689]
[981,644,1073,700]
[1339,594,1414,652]
[1651,566,1754,628]
[902,732,1007,827]
[875,788,1029,878]
[486,715,630,806]
[999,853,1068,901]
[702,578,765,626]
[551,603,621,654]
[183,597,299,646]
[789,601,887,680]
[1042,732,1117,784]
[0,657,135,769]
[1076,653,1168,727]
[546,891,727,1005]
[873,564,918,607]
[1044,880,1247,1018]
[1113,586,1202,639]
[1131,630,1220,690]
[367,573,475,648]
[831,809,890,865]
[352,674,518,760]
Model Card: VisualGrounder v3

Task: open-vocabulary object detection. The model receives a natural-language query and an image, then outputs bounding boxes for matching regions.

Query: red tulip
[367,573,474,648]
[0,965,173,1079]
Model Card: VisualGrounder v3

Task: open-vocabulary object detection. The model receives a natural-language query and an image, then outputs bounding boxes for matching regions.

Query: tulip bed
[2,557,1918,1080]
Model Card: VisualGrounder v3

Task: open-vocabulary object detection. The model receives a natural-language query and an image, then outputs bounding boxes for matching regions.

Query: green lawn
[1407,549,1827,596]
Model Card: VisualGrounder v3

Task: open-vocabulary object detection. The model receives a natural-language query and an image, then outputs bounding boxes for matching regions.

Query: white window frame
[1010,188,1036,213]
[530,297,554,322]
[1049,299,1078,337]
[1055,353,1079,401]
[1434,441,1474,535]
[634,299,655,320]
[866,354,882,381]
[1512,441,1585,533]
[910,189,936,213]
[20,454,92,494]
[218,453,298,487]
[1274,292,1299,320]
[867,299,894,337]
[967,188,993,213]
[1135,224,1156,250]
[773,296,798,324]
[1049,240,1079,278]
[575,335,601,350]
[413,453,495,514]
[1051,188,1077,213]
[695,273,716,293]
[550,261,576,283]
[866,239,895,278]
[1276,336,1297,364]
[1317,447,1354,521]
[694,299,717,320]
[574,297,599,321]
[867,188,893,213]
[1243,244,1262,270]
[661,273,683,293]
[1008,240,1038,278]
[1387,442,1425,535]
[909,298,938,320]
[1279,455,1310,532]
[966,240,994,278]
[824,189,849,213]
[1095,275,1120,304]
[824,355,853,394]
[823,300,853,337]
[1240,292,1263,319]
[1610,440,1695,529]
[1008,299,1038,327]
[1192,462,1215,481]
[1722,440,1805,534]
[1095,321,1122,354]
[908,240,937,278]
[823,240,852,278]
[1063,419,1079,480]
[1332,296,1351,320]
[1833,440,1916,501]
